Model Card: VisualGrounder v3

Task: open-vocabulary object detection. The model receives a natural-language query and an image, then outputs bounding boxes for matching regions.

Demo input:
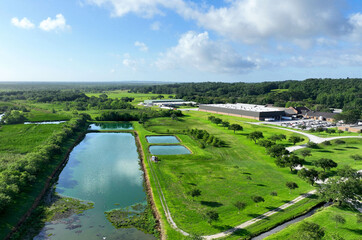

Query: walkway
[203,190,317,240]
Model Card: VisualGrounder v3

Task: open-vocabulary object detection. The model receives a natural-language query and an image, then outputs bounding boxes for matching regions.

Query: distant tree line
[0,115,89,212]
[95,109,184,122]
[0,91,135,111]
[129,78,361,121]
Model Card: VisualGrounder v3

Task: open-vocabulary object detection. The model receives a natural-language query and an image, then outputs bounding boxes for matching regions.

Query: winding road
[147,124,362,239]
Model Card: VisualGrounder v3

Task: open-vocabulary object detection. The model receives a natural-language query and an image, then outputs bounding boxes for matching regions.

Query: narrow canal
[35,132,155,240]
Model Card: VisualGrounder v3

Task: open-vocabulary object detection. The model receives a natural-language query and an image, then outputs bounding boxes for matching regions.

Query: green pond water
[88,122,133,130]
[34,133,155,240]
[149,145,191,155]
[146,136,180,144]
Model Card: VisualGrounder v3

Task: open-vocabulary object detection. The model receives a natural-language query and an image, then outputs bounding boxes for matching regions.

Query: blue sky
[1,0,362,82]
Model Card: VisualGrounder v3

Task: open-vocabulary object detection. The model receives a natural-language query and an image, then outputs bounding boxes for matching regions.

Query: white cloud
[150,21,161,31]
[193,0,350,44]
[87,0,362,47]
[156,31,255,74]
[11,17,35,29]
[134,41,148,51]
[349,12,362,40]
[39,14,70,31]
[86,0,182,18]
[122,53,138,70]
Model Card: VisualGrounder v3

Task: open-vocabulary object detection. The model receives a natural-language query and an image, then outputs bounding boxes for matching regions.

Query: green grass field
[86,90,175,105]
[295,138,362,171]
[0,124,64,171]
[266,205,361,240]
[136,111,320,238]
[0,123,79,239]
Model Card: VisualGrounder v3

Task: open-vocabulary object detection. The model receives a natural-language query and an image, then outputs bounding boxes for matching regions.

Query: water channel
[35,132,155,240]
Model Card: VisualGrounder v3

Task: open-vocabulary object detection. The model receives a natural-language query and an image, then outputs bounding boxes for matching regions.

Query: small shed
[151,156,159,162]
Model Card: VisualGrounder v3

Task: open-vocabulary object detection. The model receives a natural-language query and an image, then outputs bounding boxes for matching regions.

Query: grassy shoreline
[1,124,88,240]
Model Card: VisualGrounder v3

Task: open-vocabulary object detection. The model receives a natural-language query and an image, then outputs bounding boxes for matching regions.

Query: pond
[149,145,191,155]
[146,135,180,144]
[34,133,154,240]
[88,122,133,130]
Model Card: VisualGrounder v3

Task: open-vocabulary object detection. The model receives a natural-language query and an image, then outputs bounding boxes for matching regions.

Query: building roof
[201,103,284,113]
[305,111,337,119]
[295,107,311,114]
[284,108,297,115]
[144,99,184,104]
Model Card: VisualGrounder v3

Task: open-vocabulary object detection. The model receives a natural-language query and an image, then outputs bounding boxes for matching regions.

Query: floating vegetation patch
[46,194,94,221]
[105,202,159,237]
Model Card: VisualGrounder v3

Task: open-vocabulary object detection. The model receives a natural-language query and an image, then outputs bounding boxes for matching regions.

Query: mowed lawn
[142,111,315,236]
[295,138,362,171]
[266,205,361,240]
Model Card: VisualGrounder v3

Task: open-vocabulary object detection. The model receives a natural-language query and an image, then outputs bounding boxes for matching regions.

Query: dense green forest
[129,78,362,111]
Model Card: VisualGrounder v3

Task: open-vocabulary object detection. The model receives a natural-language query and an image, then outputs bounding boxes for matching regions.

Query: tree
[286,182,299,194]
[337,130,344,136]
[189,189,201,200]
[233,201,246,214]
[275,154,304,172]
[205,210,219,224]
[335,110,361,124]
[267,144,289,158]
[318,177,362,206]
[350,154,362,161]
[331,214,346,228]
[337,165,359,178]
[289,136,304,145]
[251,196,265,207]
[270,191,278,197]
[300,149,312,157]
[258,139,275,148]
[335,139,345,145]
[247,131,264,143]
[213,118,222,125]
[330,233,345,240]
[269,134,286,142]
[221,121,230,129]
[298,168,319,185]
[357,213,362,224]
[208,116,215,122]
[313,158,337,172]
[246,176,252,182]
[171,113,178,121]
[228,124,243,133]
[297,222,325,240]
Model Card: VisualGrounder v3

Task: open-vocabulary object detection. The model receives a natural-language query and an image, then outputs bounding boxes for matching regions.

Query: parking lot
[265,119,337,130]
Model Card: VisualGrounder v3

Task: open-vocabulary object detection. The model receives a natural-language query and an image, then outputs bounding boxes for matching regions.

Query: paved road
[255,124,362,152]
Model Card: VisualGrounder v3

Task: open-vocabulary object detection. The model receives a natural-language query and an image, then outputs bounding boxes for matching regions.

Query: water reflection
[35,133,154,240]
[88,122,133,130]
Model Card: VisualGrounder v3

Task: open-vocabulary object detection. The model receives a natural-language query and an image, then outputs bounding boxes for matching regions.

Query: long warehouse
[199,103,285,121]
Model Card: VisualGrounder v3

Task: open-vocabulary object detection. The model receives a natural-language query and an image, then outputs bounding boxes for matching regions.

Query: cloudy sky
[1,0,362,82]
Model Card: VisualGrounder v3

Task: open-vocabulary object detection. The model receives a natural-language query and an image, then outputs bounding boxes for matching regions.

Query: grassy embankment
[266,205,361,240]
[0,123,87,239]
[134,110,322,239]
